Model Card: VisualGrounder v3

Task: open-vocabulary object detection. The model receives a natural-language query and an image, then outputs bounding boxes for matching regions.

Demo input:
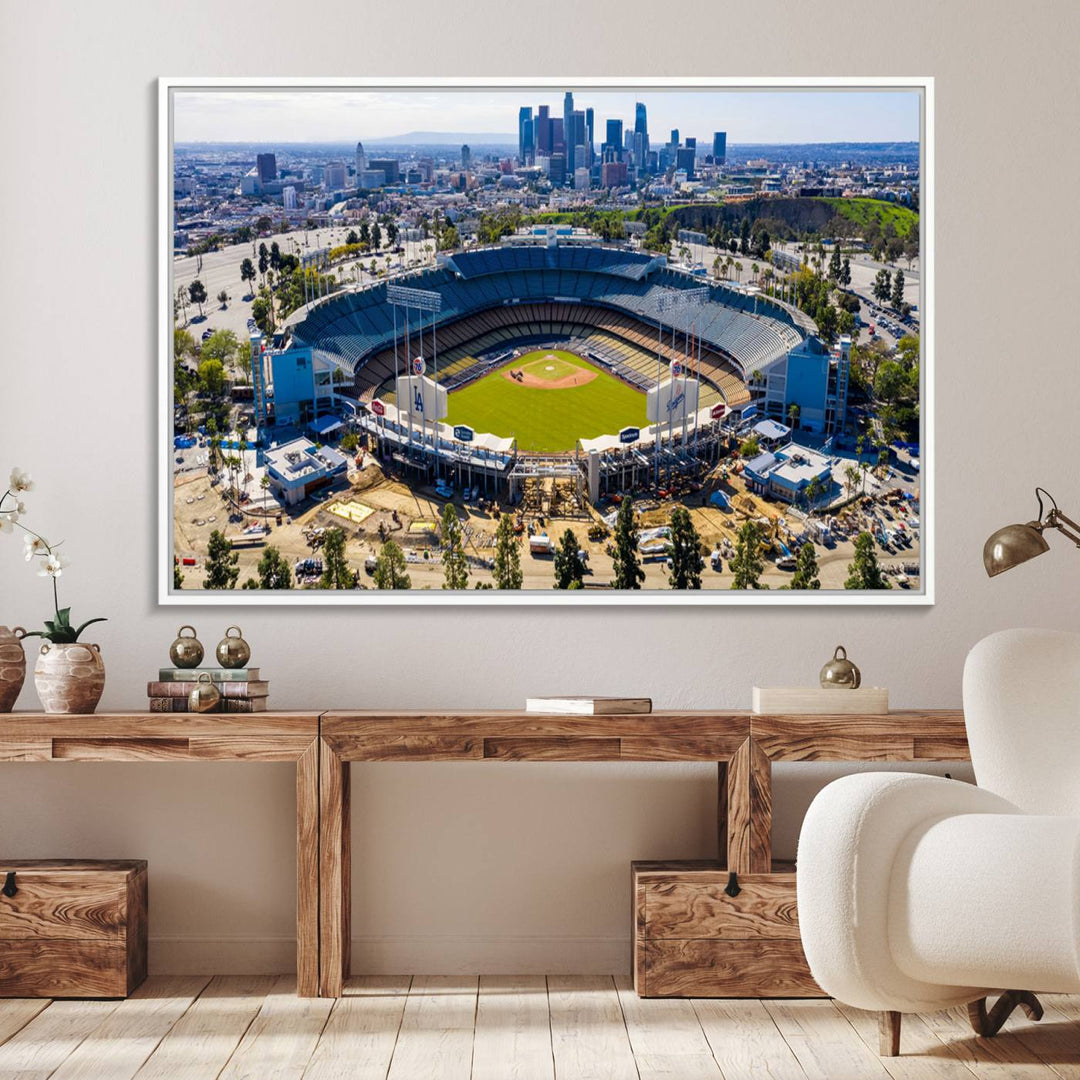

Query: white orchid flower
[8,468,33,493]
[38,553,69,578]
[23,534,49,560]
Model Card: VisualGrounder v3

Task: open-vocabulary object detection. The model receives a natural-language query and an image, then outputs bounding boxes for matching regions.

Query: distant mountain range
[362,131,515,145]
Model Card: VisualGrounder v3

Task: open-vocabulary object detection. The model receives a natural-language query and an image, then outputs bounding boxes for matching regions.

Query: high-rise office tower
[551,118,565,156]
[563,91,575,172]
[549,151,566,186]
[676,146,695,180]
[670,128,679,146]
[324,162,347,189]
[712,131,727,164]
[355,142,365,178]
[518,106,533,163]
[686,136,696,150]
[634,102,649,155]
[461,144,472,170]
[537,105,551,154]
[522,117,534,164]
[256,153,277,183]
[282,186,297,210]
[605,118,623,159]
[585,107,595,166]
[570,110,586,172]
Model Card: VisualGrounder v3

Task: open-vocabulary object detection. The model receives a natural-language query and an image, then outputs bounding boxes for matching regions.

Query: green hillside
[818,197,918,238]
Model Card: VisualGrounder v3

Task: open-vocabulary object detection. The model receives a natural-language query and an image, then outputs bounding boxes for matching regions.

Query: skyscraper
[518,106,533,163]
[605,118,623,159]
[551,118,565,156]
[712,131,727,164]
[670,128,679,146]
[585,107,595,166]
[256,153,277,183]
[355,142,365,178]
[537,105,551,155]
[461,144,472,170]
[563,91,575,172]
[522,117,534,164]
[634,102,649,155]
[676,146,695,180]
[569,110,586,172]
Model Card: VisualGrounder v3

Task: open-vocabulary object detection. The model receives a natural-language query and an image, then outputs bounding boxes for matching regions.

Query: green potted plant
[1,468,107,713]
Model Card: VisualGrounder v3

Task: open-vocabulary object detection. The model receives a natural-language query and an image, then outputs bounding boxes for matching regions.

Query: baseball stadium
[272,241,821,505]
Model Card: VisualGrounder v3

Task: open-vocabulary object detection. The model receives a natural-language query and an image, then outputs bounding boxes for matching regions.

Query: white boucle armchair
[797,628,1080,1056]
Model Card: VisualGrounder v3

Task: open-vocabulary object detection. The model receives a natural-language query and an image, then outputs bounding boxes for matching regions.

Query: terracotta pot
[0,626,27,713]
[34,642,106,715]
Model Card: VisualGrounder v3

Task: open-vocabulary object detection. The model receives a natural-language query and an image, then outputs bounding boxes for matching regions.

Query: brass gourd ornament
[215,626,251,669]
[169,625,204,669]
[188,672,221,713]
[820,645,862,689]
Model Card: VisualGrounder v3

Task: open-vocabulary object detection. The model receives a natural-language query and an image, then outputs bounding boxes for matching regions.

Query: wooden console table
[318,709,969,998]
[2,708,971,999]
[0,712,322,997]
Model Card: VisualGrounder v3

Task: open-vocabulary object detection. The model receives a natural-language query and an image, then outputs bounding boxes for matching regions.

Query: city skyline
[174,89,921,145]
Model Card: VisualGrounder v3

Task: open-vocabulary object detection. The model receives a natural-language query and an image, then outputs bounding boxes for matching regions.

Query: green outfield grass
[445,349,648,453]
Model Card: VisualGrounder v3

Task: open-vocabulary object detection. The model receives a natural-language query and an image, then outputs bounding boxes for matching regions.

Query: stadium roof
[285,243,810,381]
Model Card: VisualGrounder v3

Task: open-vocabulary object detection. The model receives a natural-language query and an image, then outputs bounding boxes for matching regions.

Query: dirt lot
[174,454,920,592]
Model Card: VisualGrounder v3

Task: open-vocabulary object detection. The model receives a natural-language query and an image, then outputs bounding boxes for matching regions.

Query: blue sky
[173,88,921,144]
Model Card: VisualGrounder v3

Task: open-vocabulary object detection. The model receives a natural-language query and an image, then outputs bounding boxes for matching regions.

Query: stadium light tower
[387,284,444,476]
[653,287,708,484]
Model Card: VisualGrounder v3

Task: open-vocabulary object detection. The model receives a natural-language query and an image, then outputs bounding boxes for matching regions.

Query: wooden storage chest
[632,860,822,998]
[0,859,148,998]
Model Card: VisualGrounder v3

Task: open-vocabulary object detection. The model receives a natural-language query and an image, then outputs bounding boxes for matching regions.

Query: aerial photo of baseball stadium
[166,82,927,599]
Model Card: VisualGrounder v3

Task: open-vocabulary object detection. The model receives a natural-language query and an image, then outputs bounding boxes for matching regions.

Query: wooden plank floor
[2,977,1079,1079]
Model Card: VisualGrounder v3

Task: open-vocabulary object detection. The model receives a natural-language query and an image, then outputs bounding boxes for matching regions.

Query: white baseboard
[148,935,630,975]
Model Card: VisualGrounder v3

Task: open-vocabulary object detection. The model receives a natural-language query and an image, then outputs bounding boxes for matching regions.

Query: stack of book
[147,668,269,713]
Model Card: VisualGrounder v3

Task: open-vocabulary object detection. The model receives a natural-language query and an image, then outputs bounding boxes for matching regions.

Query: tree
[240,257,256,294]
[359,220,370,247]
[373,538,411,589]
[815,301,839,343]
[174,563,184,590]
[790,542,820,589]
[258,247,269,284]
[840,256,851,287]
[729,520,766,590]
[197,358,227,398]
[843,464,861,498]
[874,360,912,405]
[345,229,359,246]
[845,531,891,590]
[872,268,892,304]
[174,328,195,362]
[891,268,906,309]
[611,498,644,590]
[553,528,586,589]
[667,506,702,590]
[440,504,469,590]
[319,528,355,588]
[201,329,240,365]
[828,245,842,282]
[187,278,207,318]
[492,514,523,590]
[787,403,800,431]
[255,545,293,589]
[203,529,239,589]
[386,222,398,247]
[217,289,229,309]
[269,241,281,270]
[370,222,382,251]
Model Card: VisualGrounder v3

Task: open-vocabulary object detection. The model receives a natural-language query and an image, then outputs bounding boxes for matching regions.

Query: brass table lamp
[983,488,1080,577]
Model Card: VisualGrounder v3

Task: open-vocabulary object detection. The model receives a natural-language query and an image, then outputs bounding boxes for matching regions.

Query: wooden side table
[318,709,750,997]
[0,712,322,997]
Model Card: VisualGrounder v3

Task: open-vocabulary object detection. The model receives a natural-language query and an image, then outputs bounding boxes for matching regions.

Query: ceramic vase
[34,642,106,714]
[0,626,27,712]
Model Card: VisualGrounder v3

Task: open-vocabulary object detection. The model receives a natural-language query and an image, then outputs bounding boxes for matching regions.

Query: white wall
[2,0,1078,974]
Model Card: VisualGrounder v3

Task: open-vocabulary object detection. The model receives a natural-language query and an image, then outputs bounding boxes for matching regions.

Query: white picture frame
[160,76,933,605]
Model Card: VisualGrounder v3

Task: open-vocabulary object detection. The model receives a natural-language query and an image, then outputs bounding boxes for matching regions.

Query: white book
[525,696,652,716]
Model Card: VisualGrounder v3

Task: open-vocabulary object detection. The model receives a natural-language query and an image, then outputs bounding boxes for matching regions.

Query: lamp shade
[983,522,1050,577]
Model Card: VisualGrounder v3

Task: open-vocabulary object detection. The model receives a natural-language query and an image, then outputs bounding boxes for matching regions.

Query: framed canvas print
[159,77,932,604]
